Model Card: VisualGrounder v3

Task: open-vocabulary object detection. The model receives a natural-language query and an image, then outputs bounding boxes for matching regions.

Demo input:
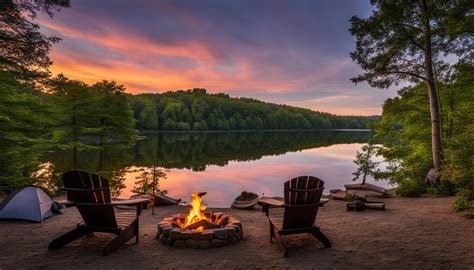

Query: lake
[41,130,390,207]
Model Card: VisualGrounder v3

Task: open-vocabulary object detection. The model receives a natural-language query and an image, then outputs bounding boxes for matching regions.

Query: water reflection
[41,131,388,207]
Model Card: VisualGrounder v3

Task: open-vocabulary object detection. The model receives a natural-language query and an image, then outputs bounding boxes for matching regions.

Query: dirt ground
[0,196,473,269]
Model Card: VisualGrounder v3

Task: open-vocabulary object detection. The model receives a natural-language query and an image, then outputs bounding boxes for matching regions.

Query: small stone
[170,229,182,240]
[199,240,212,250]
[181,231,191,239]
[166,238,175,246]
[212,239,228,248]
[159,235,167,244]
[162,227,172,237]
[213,228,228,240]
[173,240,186,249]
[228,236,238,244]
[201,230,214,240]
[186,239,200,249]
[191,231,202,240]
[226,227,237,237]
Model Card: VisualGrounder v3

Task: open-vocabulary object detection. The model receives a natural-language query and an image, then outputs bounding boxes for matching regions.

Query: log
[185,219,220,230]
[365,202,385,211]
[346,201,385,211]
[344,183,387,194]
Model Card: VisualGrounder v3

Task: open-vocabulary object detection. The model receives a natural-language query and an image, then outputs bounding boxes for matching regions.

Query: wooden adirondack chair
[267,176,331,257]
[48,170,150,256]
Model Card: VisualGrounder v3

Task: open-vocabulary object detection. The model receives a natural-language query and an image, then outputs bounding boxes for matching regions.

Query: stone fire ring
[156,213,243,249]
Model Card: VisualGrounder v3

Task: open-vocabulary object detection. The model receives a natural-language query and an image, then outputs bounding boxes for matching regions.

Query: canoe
[231,191,259,209]
[258,197,329,207]
[344,183,387,194]
[153,192,181,206]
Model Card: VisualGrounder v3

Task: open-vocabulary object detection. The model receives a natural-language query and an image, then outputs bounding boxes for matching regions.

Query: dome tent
[0,186,58,222]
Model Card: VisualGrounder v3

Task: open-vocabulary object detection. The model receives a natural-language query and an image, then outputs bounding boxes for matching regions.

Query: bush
[426,179,456,196]
[454,189,474,216]
[396,179,426,197]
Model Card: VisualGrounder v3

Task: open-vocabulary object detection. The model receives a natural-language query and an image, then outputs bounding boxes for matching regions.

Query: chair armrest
[56,198,150,207]
[110,198,150,206]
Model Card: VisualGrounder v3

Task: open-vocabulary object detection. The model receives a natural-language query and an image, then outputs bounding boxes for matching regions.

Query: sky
[39,0,397,116]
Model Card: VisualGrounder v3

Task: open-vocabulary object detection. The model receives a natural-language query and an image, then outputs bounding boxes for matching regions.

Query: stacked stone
[156,215,243,249]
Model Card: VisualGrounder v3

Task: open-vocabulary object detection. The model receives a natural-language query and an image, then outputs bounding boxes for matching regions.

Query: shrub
[396,179,426,197]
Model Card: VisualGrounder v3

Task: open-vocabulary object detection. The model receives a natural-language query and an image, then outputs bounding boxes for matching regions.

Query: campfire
[175,192,228,231]
[156,192,243,249]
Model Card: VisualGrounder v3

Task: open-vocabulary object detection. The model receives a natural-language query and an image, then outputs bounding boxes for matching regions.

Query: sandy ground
[0,196,473,270]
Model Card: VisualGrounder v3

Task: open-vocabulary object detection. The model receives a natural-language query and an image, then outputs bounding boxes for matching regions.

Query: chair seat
[115,211,137,228]
[268,208,285,230]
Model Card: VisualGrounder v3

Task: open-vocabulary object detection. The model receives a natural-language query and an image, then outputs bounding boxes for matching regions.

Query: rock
[181,231,191,239]
[425,168,440,186]
[200,240,212,250]
[170,229,182,240]
[213,228,228,240]
[228,236,238,244]
[186,239,200,249]
[162,227,172,237]
[159,235,167,244]
[201,230,214,240]
[191,231,202,240]
[226,227,237,237]
[212,239,228,248]
[173,240,186,249]
[228,225,241,237]
[166,238,175,246]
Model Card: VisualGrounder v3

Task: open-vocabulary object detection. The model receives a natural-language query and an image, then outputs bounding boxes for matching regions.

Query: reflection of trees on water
[42,131,370,195]
[41,144,134,196]
[134,131,371,171]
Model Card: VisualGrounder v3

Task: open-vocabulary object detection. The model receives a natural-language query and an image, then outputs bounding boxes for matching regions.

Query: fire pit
[156,192,243,249]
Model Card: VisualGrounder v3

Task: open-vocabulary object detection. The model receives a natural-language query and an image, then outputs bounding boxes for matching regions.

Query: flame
[181,193,210,230]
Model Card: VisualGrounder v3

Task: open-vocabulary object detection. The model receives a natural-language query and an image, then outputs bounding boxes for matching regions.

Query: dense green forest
[350,0,473,217]
[130,90,378,131]
[373,63,473,211]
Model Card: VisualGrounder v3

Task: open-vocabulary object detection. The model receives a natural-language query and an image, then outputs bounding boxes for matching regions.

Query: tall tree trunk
[97,117,105,171]
[421,0,442,170]
[72,103,77,169]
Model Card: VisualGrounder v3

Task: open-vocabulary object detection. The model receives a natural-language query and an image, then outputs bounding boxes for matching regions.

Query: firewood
[185,219,220,230]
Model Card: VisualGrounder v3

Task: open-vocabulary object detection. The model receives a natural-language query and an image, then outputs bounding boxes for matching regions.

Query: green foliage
[374,63,474,203]
[349,0,472,88]
[0,0,70,81]
[130,89,378,131]
[0,72,51,192]
[395,179,427,197]
[352,143,380,184]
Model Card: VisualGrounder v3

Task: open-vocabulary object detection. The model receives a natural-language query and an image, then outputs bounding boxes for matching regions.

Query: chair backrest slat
[282,176,324,229]
[63,170,117,228]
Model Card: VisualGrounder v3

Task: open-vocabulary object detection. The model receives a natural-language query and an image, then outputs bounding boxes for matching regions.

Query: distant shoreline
[139,129,372,134]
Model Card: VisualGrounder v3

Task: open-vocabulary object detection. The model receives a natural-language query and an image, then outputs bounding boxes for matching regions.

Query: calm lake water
[41,131,390,207]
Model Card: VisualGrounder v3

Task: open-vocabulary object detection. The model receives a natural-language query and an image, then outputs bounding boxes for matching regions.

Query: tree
[350,0,473,171]
[0,71,50,192]
[138,100,158,130]
[0,0,70,81]
[352,143,380,185]
[92,80,137,170]
[49,74,100,168]
[131,167,167,196]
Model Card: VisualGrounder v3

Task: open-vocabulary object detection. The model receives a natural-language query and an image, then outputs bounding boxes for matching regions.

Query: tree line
[130,90,378,131]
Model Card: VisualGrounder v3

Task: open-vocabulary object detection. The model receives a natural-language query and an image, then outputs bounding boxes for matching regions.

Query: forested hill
[130,88,378,131]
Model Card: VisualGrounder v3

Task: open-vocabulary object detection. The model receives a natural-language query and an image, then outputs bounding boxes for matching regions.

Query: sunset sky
[39,0,397,115]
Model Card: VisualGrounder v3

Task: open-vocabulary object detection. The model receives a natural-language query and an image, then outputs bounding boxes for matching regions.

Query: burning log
[186,219,221,230]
